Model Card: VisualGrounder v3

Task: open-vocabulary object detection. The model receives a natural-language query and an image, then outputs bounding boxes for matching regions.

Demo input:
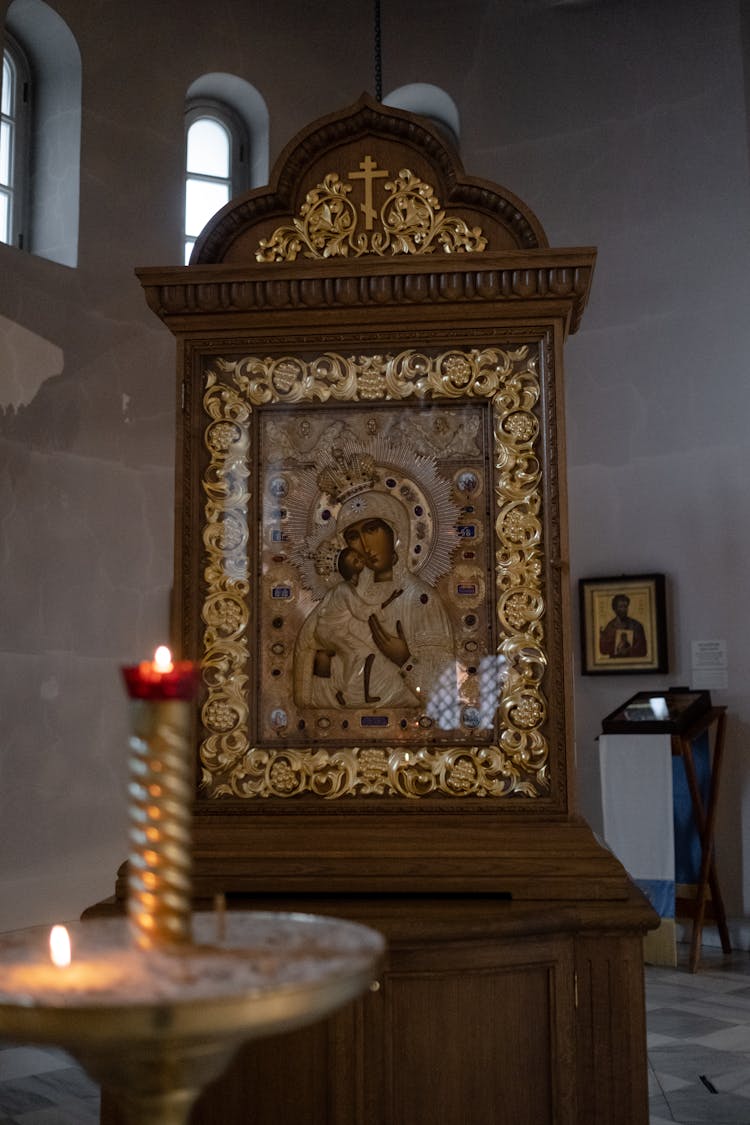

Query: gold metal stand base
[0,912,384,1125]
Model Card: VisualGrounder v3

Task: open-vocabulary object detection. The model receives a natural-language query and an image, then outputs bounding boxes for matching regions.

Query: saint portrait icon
[580,573,667,675]
[256,402,498,742]
[293,482,457,712]
[598,594,647,659]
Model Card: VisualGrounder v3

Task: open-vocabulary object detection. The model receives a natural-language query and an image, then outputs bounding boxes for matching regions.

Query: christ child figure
[313,547,381,705]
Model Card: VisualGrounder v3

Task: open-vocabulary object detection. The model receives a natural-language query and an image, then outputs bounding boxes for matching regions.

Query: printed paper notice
[691,640,728,690]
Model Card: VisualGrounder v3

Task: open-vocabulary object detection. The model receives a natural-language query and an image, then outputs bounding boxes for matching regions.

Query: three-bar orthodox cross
[348,156,389,230]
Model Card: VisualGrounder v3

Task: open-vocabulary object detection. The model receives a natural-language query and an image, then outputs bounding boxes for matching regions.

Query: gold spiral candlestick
[122,648,199,950]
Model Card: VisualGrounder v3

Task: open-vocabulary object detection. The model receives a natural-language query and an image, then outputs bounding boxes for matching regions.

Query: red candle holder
[121,660,200,701]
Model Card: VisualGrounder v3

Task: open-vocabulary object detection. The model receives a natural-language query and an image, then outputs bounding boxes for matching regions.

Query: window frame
[1,30,31,249]
[184,97,249,264]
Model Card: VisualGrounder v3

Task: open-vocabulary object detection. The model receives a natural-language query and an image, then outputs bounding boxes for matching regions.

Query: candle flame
[49,925,71,968]
[153,646,173,673]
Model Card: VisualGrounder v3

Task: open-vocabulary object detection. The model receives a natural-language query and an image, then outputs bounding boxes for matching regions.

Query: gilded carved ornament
[199,346,548,800]
[256,160,487,261]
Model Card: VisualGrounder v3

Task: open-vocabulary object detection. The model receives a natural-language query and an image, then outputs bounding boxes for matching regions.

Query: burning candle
[121,646,199,701]
[0,923,127,995]
[153,646,172,672]
[49,925,71,968]
[121,647,199,949]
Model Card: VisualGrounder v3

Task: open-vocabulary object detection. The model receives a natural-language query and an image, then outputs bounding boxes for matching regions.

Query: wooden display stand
[672,706,731,972]
[96,95,657,1124]
[599,705,731,974]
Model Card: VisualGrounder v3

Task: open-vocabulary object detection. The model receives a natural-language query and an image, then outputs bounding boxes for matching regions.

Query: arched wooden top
[192,93,549,265]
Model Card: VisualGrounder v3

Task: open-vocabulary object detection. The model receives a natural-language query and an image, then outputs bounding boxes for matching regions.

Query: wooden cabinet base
[98,890,652,1125]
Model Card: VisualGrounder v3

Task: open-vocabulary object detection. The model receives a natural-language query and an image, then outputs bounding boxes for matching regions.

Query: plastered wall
[2,0,749,935]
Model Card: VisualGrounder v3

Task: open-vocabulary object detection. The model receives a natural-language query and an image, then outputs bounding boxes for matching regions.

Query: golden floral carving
[256,169,487,261]
[199,346,548,799]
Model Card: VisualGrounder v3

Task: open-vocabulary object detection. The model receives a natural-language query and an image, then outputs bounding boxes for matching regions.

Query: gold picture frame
[196,343,551,800]
[579,573,668,675]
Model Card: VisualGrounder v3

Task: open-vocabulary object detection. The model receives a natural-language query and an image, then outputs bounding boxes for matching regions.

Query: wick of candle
[214,892,227,943]
[49,925,71,968]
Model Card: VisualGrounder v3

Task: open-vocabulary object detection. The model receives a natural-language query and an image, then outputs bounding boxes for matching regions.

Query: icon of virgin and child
[292,445,458,714]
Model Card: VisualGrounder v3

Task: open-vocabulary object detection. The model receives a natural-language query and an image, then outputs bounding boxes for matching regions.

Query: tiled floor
[1,947,750,1123]
[0,1044,99,1123]
[648,948,750,1124]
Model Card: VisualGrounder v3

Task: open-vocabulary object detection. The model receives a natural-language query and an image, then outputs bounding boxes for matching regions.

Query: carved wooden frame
[138,95,596,835]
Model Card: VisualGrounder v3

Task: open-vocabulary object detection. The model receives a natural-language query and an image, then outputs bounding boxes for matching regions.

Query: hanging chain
[374,0,383,102]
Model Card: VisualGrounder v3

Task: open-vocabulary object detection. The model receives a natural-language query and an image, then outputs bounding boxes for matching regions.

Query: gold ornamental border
[199,346,547,799]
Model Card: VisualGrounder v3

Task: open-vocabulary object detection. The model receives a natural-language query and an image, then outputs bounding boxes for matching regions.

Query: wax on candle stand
[5,954,132,996]
[0,913,385,1006]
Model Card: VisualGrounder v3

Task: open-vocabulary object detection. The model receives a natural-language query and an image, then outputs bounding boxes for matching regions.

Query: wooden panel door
[376,954,576,1125]
[178,931,577,1125]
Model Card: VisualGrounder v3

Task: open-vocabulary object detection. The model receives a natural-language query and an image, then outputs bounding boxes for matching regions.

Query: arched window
[3,0,81,267]
[384,84,461,149]
[184,75,269,264]
[184,103,248,264]
[1,33,31,248]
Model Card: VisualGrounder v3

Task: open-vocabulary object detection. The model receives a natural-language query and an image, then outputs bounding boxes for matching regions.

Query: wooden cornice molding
[137,248,596,335]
